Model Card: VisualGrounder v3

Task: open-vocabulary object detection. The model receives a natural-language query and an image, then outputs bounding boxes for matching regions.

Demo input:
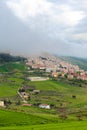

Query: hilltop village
[26,55,87,80]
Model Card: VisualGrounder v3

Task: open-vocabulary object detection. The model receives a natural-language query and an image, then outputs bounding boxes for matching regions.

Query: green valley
[0,54,87,129]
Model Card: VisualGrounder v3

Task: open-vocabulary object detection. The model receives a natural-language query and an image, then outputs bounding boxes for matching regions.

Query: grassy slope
[0,79,87,129]
[0,109,87,130]
[29,80,87,108]
[1,121,87,130]
[0,109,58,127]
[0,62,25,72]
[0,79,87,107]
[0,77,23,97]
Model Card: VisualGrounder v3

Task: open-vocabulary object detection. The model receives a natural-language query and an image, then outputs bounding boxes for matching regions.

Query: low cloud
[2,0,87,57]
[71,33,87,42]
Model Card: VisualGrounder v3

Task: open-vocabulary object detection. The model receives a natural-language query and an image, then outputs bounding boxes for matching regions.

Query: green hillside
[1,78,87,129]
[0,109,87,130]
[1,122,87,130]
[28,80,87,110]
[0,109,57,127]
[0,62,26,72]
[0,53,26,72]
[1,78,87,110]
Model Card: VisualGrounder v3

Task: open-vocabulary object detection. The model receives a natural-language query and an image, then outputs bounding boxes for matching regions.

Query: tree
[4,99,12,107]
[64,74,68,78]
[72,95,76,99]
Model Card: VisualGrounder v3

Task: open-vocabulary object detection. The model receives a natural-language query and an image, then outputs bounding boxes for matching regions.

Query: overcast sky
[0,0,87,57]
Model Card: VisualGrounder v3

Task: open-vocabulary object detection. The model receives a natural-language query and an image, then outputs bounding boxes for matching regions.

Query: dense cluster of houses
[26,55,87,80]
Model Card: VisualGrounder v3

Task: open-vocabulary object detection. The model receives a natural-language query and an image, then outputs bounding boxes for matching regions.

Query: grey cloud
[0,0,87,57]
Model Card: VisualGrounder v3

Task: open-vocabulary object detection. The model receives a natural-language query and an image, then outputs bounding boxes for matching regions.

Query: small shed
[39,104,50,109]
[21,92,30,100]
[0,101,4,107]
[22,103,32,107]
[33,90,40,94]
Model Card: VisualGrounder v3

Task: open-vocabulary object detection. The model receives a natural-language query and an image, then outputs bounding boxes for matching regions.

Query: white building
[39,104,50,109]
[0,101,4,107]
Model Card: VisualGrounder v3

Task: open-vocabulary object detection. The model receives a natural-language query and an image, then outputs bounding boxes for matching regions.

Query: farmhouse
[39,104,50,109]
[52,72,58,78]
[33,90,40,94]
[22,103,32,107]
[0,101,4,107]
[20,92,30,100]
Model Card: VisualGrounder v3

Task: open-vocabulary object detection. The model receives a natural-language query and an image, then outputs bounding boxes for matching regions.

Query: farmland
[0,109,87,130]
[28,80,87,110]
[0,108,87,130]
[0,61,87,129]
[0,76,87,129]
[0,76,87,110]
[1,122,87,130]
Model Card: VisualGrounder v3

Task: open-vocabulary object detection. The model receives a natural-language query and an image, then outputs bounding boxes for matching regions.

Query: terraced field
[29,80,87,109]
[0,73,87,129]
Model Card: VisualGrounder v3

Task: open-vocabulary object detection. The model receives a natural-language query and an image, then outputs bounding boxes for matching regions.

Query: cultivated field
[0,71,87,129]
